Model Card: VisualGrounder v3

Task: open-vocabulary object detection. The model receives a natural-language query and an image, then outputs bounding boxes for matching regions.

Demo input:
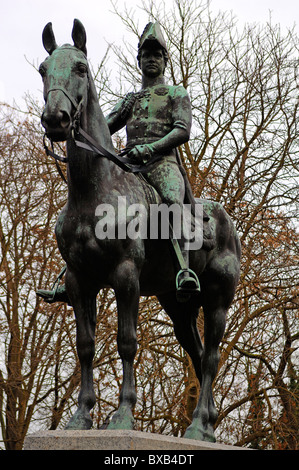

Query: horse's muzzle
[41,109,72,142]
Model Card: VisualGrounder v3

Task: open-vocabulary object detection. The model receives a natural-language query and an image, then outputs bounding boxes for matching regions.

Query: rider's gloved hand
[120,143,156,164]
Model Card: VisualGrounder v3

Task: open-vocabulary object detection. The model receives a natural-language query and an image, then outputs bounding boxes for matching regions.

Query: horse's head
[40,19,89,142]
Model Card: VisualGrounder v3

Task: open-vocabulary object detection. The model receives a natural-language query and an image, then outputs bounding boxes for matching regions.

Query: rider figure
[37,22,200,304]
[107,22,200,297]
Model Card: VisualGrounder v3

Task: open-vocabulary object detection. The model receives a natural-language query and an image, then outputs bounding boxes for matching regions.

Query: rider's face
[139,47,165,78]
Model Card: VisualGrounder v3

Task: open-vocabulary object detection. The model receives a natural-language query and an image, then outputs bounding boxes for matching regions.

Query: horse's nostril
[41,111,52,131]
[60,111,71,129]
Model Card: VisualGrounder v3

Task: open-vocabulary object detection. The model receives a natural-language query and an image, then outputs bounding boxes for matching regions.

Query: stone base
[24,429,247,451]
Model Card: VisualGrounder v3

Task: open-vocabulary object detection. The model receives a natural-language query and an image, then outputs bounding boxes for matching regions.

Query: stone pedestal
[24,429,247,451]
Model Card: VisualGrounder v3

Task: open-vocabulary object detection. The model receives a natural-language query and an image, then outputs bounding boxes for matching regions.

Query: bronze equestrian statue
[37,19,240,442]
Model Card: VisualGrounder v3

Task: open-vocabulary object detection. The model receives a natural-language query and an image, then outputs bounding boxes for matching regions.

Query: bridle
[42,85,84,165]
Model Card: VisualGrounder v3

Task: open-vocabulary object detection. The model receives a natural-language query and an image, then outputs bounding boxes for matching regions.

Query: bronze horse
[39,19,240,442]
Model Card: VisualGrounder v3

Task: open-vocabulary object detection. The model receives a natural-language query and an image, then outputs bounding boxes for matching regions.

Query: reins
[43,135,68,183]
[43,85,162,176]
[44,126,162,175]
[73,126,163,174]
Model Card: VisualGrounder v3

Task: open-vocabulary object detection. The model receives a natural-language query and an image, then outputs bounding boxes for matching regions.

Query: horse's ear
[42,22,57,55]
[72,19,87,55]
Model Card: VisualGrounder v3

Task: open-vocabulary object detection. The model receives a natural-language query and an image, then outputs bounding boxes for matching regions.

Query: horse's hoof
[184,423,216,443]
[107,406,134,430]
[65,409,93,430]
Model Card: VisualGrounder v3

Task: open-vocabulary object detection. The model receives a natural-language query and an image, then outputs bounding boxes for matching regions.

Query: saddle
[176,151,215,252]
[136,153,215,252]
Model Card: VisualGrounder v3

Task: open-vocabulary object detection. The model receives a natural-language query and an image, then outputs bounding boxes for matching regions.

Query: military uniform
[107,83,192,207]
[107,22,200,299]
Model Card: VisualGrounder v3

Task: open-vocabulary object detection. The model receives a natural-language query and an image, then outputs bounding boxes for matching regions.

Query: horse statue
[38,19,241,442]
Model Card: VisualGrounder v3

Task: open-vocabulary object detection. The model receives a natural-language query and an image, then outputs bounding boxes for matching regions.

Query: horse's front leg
[108,260,140,430]
[64,270,97,430]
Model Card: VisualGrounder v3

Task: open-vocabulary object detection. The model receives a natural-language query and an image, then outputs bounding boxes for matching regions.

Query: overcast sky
[0,0,298,105]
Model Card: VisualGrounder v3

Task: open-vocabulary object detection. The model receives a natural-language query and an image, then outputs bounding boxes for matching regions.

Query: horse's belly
[138,240,175,294]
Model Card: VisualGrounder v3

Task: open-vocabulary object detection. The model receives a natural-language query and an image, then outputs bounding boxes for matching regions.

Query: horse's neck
[66,88,115,205]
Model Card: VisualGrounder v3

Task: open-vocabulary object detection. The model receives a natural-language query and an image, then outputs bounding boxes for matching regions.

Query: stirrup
[36,266,69,304]
[176,269,200,303]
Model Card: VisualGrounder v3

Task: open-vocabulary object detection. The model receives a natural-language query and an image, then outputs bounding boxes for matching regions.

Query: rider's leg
[145,158,200,297]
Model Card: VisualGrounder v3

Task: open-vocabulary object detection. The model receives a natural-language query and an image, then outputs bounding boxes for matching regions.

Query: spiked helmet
[137,22,168,67]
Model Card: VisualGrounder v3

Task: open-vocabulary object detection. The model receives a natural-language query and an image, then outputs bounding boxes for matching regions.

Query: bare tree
[0,0,298,450]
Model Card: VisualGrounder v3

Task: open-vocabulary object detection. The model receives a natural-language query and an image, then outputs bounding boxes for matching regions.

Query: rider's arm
[155,85,192,150]
[105,99,127,135]
[106,92,136,135]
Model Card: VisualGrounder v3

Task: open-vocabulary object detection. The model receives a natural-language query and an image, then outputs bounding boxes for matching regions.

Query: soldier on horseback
[36,18,240,439]
[106,22,201,296]
[38,22,202,303]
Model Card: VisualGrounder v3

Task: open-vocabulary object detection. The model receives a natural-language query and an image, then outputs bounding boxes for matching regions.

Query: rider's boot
[37,285,70,304]
[36,266,71,305]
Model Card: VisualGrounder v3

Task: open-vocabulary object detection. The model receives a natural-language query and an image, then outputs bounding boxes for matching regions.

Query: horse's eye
[39,65,46,77]
[77,63,87,75]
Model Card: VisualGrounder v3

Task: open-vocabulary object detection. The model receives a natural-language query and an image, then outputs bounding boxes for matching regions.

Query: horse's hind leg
[64,271,97,430]
[108,260,140,430]
[157,293,204,409]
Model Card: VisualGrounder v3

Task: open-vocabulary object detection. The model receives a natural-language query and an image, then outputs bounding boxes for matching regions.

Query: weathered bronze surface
[106,22,200,294]
[38,19,241,442]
